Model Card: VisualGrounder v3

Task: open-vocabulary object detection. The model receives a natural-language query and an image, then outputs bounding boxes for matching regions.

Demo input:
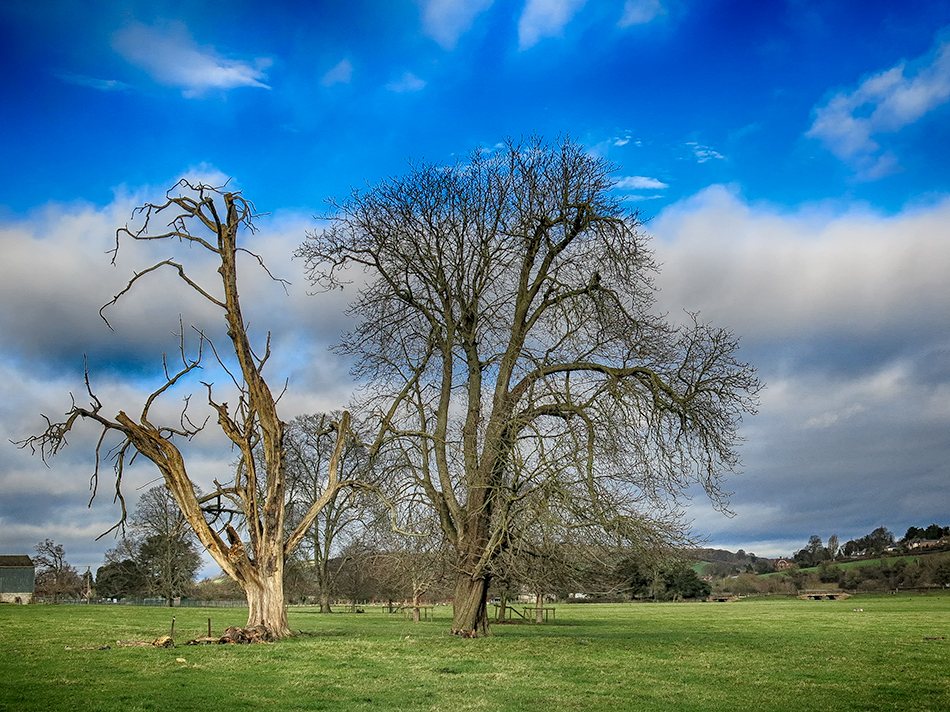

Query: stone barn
[0,556,35,604]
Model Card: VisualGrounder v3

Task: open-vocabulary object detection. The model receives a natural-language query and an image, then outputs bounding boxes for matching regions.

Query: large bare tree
[297,137,760,636]
[19,181,355,639]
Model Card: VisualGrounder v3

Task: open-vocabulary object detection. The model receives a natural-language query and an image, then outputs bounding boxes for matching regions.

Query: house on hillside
[775,558,792,571]
[909,539,944,550]
[0,555,35,604]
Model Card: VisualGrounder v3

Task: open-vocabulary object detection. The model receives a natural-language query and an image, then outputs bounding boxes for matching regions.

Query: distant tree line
[904,524,950,541]
[695,548,776,578]
[87,468,716,608]
[193,546,713,607]
[715,553,950,596]
[789,523,950,569]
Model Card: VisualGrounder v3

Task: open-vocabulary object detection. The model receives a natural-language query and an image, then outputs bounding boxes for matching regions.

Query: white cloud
[112,21,271,97]
[616,175,668,189]
[421,0,494,50]
[386,72,427,93]
[651,185,950,342]
[518,0,588,50]
[686,141,726,163]
[321,58,353,87]
[807,37,950,180]
[803,403,865,429]
[621,194,665,202]
[618,0,666,27]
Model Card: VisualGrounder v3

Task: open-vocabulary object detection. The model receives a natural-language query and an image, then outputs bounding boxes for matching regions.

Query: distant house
[909,539,943,550]
[0,555,35,604]
[775,558,792,571]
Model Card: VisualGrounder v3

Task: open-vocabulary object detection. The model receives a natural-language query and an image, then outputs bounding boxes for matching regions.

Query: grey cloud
[6,179,950,569]
[653,188,950,555]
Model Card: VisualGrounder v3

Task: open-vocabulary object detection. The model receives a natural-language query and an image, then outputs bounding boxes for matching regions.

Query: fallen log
[182,626,270,645]
[220,626,268,644]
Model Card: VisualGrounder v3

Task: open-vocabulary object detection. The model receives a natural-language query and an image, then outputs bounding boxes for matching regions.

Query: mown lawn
[1,595,948,711]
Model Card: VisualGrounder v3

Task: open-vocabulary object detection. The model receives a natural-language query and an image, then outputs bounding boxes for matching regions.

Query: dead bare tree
[297,137,760,637]
[18,180,356,639]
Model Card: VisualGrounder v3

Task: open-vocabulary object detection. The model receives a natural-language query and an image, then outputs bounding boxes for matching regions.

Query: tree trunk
[243,568,290,640]
[318,589,332,614]
[452,573,491,637]
[315,557,333,613]
[496,592,508,622]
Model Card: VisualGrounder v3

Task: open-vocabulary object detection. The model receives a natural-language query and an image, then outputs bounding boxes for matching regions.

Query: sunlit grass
[1,595,949,711]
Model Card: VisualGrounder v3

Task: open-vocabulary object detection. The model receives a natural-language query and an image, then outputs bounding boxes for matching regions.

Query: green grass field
[1,595,948,711]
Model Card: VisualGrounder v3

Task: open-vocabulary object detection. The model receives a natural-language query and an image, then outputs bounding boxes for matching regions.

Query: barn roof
[0,556,34,568]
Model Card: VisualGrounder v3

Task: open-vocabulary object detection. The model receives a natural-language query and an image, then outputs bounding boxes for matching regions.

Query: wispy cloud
[386,72,427,93]
[616,175,669,189]
[804,403,865,430]
[618,0,667,27]
[611,133,641,148]
[111,21,271,98]
[421,0,494,50]
[321,59,353,87]
[54,71,130,92]
[686,141,726,162]
[620,194,665,202]
[807,37,950,180]
[518,0,588,50]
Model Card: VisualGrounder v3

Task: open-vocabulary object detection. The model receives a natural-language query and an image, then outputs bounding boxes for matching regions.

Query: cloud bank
[651,186,950,555]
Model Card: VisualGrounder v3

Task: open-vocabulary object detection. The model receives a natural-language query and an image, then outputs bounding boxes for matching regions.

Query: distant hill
[688,548,771,564]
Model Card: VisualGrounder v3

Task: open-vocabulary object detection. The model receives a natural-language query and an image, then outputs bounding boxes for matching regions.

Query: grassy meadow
[1,595,949,711]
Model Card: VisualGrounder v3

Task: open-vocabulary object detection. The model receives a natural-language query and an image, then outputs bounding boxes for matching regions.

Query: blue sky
[2,0,950,572]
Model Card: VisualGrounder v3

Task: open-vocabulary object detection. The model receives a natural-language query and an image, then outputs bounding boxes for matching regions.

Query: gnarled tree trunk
[452,572,490,637]
[243,565,290,638]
